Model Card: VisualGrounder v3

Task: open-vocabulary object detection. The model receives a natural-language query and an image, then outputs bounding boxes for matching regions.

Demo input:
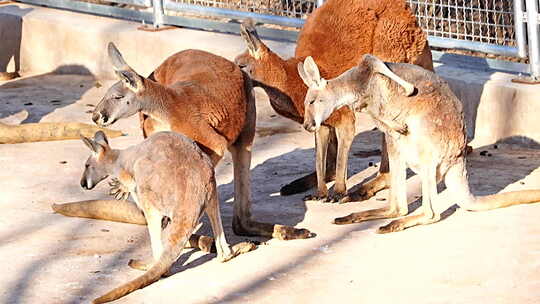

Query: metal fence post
[152,0,165,28]
[525,0,540,79]
[514,0,528,58]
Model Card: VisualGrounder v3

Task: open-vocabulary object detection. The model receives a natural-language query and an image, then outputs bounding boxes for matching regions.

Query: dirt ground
[0,74,539,304]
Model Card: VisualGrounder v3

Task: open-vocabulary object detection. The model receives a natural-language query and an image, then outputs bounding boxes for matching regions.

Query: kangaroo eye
[309,99,316,105]
[114,95,123,100]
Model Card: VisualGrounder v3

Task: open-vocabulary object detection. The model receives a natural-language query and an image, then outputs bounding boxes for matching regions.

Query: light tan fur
[235,0,432,202]
[57,42,311,241]
[80,131,235,303]
[300,54,540,232]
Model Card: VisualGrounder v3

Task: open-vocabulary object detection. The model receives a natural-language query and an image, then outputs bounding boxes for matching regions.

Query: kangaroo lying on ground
[298,54,540,232]
[55,43,311,240]
[236,0,432,202]
[80,131,235,303]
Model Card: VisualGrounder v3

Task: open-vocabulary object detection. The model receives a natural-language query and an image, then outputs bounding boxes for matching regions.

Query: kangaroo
[79,131,234,303]
[236,0,432,202]
[56,42,311,240]
[298,55,540,232]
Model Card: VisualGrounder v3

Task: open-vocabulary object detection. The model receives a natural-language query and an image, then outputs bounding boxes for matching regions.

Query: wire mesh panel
[168,0,316,19]
[406,0,516,47]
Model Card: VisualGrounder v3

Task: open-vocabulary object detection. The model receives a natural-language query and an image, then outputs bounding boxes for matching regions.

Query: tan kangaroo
[79,131,234,303]
[299,55,540,232]
[236,0,432,202]
[57,42,311,240]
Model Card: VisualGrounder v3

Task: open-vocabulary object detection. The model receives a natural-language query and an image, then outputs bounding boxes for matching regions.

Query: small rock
[479,150,488,156]
[270,115,276,118]
[376,197,386,201]
[24,102,33,106]
[520,182,525,185]
[50,100,61,104]
[59,161,67,164]
[95,81,102,88]
[80,84,84,88]
[487,153,492,157]
[493,144,498,149]
[368,161,374,167]
[518,156,527,159]
[101,229,110,232]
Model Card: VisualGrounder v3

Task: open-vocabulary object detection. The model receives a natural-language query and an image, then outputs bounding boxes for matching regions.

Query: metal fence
[12,0,540,79]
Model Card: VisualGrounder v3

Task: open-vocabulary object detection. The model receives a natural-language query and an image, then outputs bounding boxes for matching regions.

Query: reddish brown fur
[141,50,247,156]
[235,0,432,200]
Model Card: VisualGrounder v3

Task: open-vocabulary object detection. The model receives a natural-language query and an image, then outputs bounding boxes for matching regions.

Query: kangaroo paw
[109,178,129,200]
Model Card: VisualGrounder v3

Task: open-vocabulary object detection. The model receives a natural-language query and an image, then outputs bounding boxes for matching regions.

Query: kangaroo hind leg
[378,162,441,233]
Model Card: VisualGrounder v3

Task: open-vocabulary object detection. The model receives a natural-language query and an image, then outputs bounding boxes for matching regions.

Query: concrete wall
[1,3,540,147]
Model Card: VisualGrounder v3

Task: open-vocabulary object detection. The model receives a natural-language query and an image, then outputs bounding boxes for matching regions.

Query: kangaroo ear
[240,19,263,58]
[115,70,144,93]
[108,42,144,92]
[298,56,326,88]
[93,131,109,148]
[108,42,130,71]
[81,135,100,153]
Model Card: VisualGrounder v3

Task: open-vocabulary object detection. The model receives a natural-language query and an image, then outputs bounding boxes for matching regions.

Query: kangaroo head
[298,56,337,132]
[235,19,286,82]
[80,131,115,190]
[93,42,145,127]
[299,55,416,132]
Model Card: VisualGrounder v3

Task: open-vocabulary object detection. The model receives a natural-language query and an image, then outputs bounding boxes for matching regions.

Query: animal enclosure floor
[0,75,539,304]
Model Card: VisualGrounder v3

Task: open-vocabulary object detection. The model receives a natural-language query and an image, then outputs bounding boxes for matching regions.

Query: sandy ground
[0,74,539,304]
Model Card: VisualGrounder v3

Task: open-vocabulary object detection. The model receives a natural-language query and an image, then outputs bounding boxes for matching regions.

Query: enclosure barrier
[11,0,540,79]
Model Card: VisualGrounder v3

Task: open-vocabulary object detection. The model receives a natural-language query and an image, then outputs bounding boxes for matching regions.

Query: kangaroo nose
[80,178,88,190]
[92,112,108,125]
[303,122,316,132]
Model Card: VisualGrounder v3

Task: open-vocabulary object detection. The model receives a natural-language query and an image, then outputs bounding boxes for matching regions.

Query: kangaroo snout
[80,177,93,190]
[303,121,317,133]
[92,111,109,126]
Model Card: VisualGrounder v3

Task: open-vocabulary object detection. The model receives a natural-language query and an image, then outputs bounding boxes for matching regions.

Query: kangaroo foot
[333,207,401,225]
[231,241,258,256]
[377,213,441,234]
[233,219,313,240]
[327,191,351,204]
[348,173,389,201]
[109,178,129,200]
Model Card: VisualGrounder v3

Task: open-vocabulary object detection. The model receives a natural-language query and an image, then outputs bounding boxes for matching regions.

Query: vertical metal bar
[153,0,165,28]
[525,0,540,78]
[514,0,528,58]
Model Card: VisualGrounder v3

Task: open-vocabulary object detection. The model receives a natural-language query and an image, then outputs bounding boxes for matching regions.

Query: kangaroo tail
[464,190,540,212]
[445,158,540,212]
[92,245,181,304]
[52,200,147,225]
[92,220,194,303]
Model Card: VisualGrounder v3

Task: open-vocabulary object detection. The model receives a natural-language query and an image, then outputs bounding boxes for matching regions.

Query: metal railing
[11,0,540,79]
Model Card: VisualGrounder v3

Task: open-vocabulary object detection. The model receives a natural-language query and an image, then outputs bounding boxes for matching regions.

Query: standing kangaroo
[236,0,432,202]
[56,43,311,240]
[80,131,233,303]
[299,55,540,232]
